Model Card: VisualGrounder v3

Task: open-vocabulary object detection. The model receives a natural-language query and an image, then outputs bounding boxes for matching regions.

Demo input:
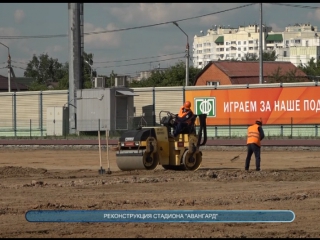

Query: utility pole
[0,42,10,92]
[173,22,189,86]
[7,53,11,92]
[259,3,263,84]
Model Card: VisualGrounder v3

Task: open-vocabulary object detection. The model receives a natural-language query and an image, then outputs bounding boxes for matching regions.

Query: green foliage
[266,67,307,83]
[82,52,94,89]
[241,50,277,62]
[55,62,69,90]
[241,53,258,61]
[298,57,320,80]
[23,52,95,91]
[24,53,66,85]
[262,50,277,61]
[129,61,202,87]
[27,81,49,91]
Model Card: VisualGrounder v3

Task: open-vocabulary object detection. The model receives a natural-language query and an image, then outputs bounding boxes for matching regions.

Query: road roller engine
[116,110,207,171]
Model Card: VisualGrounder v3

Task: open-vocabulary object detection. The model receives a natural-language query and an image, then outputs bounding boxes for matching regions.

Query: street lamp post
[84,60,93,88]
[173,22,189,86]
[0,42,11,92]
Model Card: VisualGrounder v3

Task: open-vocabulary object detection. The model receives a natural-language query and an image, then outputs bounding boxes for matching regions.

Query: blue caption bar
[25,210,295,223]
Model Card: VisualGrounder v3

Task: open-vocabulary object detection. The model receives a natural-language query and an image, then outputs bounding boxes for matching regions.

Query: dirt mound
[0,166,47,178]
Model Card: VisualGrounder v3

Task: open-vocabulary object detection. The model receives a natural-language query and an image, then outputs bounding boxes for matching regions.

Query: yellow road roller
[116,111,207,171]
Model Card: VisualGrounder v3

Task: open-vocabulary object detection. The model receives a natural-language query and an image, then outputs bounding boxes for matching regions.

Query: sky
[0,3,320,78]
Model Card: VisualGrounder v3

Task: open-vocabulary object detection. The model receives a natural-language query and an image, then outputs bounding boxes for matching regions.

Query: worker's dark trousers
[245,143,261,171]
[173,122,188,137]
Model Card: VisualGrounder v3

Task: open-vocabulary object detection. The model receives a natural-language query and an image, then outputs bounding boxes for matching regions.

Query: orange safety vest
[178,106,193,124]
[247,124,261,146]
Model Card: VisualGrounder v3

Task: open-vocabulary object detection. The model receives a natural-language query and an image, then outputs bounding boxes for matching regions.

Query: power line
[11,60,28,65]
[10,52,185,65]
[0,3,257,40]
[11,65,27,71]
[94,52,185,64]
[11,55,183,71]
[269,3,320,9]
[95,56,184,69]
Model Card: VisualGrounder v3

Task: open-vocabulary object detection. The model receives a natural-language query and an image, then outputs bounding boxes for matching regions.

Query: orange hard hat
[184,101,191,109]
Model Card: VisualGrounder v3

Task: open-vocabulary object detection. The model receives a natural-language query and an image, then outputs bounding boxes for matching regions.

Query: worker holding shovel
[245,119,265,171]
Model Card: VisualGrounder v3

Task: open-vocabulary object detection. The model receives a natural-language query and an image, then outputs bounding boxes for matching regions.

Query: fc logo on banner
[194,98,216,117]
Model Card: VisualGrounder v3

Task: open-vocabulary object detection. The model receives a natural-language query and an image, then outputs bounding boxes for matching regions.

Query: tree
[24,53,67,91]
[241,50,277,62]
[261,50,277,61]
[24,53,66,84]
[129,61,202,87]
[56,62,69,90]
[266,66,308,83]
[266,66,285,83]
[23,51,96,91]
[242,53,258,61]
[82,52,94,88]
[298,57,320,81]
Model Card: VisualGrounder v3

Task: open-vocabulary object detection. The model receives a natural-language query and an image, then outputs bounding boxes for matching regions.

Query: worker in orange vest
[173,101,194,137]
[245,119,265,171]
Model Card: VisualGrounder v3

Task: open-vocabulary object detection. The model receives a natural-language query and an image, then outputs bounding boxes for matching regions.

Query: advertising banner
[186,86,320,125]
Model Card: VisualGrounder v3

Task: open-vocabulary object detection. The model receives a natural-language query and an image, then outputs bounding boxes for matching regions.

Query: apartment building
[132,67,168,81]
[193,23,320,68]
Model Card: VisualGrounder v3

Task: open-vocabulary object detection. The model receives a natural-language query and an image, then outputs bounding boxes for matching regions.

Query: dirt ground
[0,147,320,238]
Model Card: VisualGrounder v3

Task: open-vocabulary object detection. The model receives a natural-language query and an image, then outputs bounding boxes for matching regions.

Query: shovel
[230,148,246,162]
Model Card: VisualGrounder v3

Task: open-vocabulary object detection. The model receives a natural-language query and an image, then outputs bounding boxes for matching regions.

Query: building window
[284,51,287,57]
[249,47,253,50]
[231,41,236,44]
[238,47,241,51]
[238,41,241,45]
[206,81,220,86]
[295,39,301,44]
[238,54,241,57]
[243,41,247,44]
[243,47,247,51]
[248,40,254,44]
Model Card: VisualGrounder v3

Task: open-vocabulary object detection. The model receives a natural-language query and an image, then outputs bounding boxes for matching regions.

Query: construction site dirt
[0,147,320,238]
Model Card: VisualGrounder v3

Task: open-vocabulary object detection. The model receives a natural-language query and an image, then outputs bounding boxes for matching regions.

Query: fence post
[280,125,283,138]
[98,119,100,132]
[13,92,17,137]
[290,117,293,138]
[30,119,32,139]
[229,118,231,138]
[40,91,43,137]
[316,125,318,137]
[152,87,156,126]
[215,126,217,138]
